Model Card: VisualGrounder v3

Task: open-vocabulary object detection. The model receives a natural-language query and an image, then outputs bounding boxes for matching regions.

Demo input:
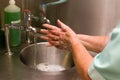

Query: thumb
[46,42,53,47]
[57,19,69,32]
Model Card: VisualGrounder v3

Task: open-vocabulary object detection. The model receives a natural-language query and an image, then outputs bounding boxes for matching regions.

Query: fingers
[40,29,49,34]
[57,19,71,32]
[42,19,71,33]
[40,34,60,41]
[40,29,60,41]
[48,40,64,49]
[40,35,49,40]
[45,42,64,50]
[45,42,53,47]
[41,27,61,36]
[49,29,61,36]
[42,24,58,30]
[40,29,50,41]
[45,42,60,47]
[42,20,68,33]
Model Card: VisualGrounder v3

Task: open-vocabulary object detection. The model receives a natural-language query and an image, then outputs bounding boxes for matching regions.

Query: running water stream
[33,34,65,72]
[33,35,38,70]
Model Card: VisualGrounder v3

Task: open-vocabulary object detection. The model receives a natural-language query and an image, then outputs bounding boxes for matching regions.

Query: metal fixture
[39,0,67,24]
[23,10,37,44]
[5,11,37,55]
[5,24,12,55]
[20,42,74,71]
[4,0,67,55]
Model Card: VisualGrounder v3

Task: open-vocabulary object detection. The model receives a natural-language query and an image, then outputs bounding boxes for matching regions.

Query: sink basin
[20,42,74,72]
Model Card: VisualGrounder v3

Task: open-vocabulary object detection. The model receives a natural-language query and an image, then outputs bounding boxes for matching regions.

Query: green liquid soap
[4,0,21,47]
[4,11,21,47]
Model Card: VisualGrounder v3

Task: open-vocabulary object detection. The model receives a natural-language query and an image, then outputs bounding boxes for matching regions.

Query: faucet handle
[23,9,31,26]
[41,17,50,24]
[24,9,31,19]
[24,9,31,15]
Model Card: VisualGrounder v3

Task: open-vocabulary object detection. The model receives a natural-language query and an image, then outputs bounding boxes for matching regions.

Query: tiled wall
[1,0,120,35]
[56,0,120,35]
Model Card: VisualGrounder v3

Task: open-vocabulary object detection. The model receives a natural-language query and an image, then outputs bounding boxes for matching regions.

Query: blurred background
[0,0,120,35]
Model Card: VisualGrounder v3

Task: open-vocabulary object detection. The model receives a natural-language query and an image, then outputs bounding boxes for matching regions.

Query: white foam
[36,63,65,72]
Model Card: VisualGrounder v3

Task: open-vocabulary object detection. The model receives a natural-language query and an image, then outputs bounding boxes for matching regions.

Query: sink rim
[19,42,74,72]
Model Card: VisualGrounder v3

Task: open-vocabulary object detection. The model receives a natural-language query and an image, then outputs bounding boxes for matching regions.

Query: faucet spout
[27,26,37,33]
[39,0,67,24]
[23,10,35,44]
[46,0,67,6]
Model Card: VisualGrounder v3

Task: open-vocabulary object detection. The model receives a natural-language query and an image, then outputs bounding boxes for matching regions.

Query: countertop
[0,45,81,80]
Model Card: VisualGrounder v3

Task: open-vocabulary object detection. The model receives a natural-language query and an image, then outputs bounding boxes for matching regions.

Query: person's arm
[70,36,93,80]
[40,27,109,53]
[57,20,93,80]
[77,34,109,53]
[42,20,93,80]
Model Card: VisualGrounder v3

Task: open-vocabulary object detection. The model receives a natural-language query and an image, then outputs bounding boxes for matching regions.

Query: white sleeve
[88,62,105,80]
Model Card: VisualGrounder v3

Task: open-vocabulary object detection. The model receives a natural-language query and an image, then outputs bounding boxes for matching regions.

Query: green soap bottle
[4,0,21,47]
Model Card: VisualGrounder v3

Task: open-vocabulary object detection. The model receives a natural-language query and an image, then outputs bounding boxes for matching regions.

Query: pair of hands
[40,19,79,50]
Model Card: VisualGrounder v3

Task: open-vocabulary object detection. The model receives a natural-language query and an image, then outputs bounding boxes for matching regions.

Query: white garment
[88,62,105,80]
[88,22,120,80]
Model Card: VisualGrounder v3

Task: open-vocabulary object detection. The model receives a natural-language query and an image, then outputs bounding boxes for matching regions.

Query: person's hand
[40,19,79,50]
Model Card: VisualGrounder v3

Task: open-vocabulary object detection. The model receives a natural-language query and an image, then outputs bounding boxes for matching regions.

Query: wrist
[69,36,81,47]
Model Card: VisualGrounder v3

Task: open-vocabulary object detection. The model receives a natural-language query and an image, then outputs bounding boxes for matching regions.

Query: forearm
[77,34,109,53]
[70,38,93,80]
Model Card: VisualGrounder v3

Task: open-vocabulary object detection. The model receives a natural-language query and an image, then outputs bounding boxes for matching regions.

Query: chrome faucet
[5,10,37,55]
[4,0,67,55]
[23,10,38,44]
[24,10,32,44]
[39,0,67,24]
